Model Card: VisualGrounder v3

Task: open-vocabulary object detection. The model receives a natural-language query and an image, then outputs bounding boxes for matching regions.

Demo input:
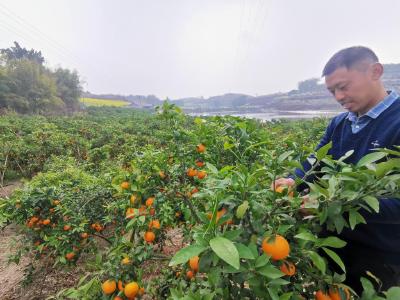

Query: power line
[0,2,114,88]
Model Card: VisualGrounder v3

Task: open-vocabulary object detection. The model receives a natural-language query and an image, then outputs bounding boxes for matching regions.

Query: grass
[80,97,130,107]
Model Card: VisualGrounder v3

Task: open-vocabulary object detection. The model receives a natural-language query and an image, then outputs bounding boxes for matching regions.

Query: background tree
[53,68,82,113]
[1,41,45,65]
[0,42,81,114]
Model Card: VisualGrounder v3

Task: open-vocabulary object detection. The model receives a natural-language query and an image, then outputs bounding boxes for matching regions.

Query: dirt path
[0,181,29,300]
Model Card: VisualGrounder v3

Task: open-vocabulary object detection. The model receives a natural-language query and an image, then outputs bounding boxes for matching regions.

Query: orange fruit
[280,260,296,276]
[224,219,234,225]
[262,234,290,260]
[217,208,226,220]
[118,280,124,291]
[189,256,199,272]
[186,270,195,280]
[195,159,205,167]
[65,252,75,260]
[159,171,166,179]
[149,207,156,216]
[43,219,51,225]
[80,232,88,239]
[120,181,130,189]
[102,279,117,295]
[196,170,207,179]
[145,197,155,207]
[121,257,131,265]
[31,216,39,223]
[94,224,103,232]
[144,231,155,243]
[130,194,137,204]
[63,224,71,231]
[138,287,145,296]
[149,219,161,229]
[187,168,197,177]
[114,297,123,300]
[329,286,350,300]
[53,199,60,205]
[315,290,332,300]
[126,208,135,219]
[139,205,147,216]
[124,282,139,298]
[191,187,199,194]
[196,143,206,153]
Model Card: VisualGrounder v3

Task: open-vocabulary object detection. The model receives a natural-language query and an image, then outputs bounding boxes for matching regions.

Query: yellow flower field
[80,97,130,107]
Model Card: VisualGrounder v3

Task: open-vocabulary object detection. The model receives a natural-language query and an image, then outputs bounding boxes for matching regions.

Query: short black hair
[322,46,379,76]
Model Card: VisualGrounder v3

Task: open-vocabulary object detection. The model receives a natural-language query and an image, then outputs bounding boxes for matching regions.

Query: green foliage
[0,42,81,114]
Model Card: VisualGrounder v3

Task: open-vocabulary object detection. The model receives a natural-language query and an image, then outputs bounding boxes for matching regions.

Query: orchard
[1,104,400,299]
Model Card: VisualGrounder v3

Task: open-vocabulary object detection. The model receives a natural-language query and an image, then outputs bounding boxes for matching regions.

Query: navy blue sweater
[294,97,400,263]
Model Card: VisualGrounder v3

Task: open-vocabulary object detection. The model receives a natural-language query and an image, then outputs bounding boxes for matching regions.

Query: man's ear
[370,62,384,80]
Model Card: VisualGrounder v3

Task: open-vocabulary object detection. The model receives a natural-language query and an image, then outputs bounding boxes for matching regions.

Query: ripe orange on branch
[196,143,206,153]
[187,168,197,177]
[102,279,117,295]
[262,234,290,260]
[145,197,155,207]
[124,282,139,298]
[280,260,296,276]
[315,290,332,300]
[189,256,200,272]
[120,181,130,189]
[149,219,160,229]
[196,170,207,179]
[144,231,155,243]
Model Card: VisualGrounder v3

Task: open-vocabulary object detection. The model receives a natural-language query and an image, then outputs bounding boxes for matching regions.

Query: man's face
[325,65,377,115]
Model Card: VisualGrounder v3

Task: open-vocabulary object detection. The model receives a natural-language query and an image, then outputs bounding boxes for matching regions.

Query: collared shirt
[347,90,399,133]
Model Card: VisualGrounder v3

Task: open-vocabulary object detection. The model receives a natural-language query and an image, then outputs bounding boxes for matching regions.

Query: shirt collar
[347,90,399,121]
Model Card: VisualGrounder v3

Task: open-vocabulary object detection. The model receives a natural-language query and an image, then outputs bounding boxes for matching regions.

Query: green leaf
[236,201,249,219]
[386,287,400,300]
[322,247,346,273]
[268,278,291,286]
[316,142,332,160]
[255,254,270,268]
[223,229,243,240]
[349,210,366,230]
[363,196,380,213]
[278,151,294,163]
[334,215,346,234]
[294,232,317,242]
[223,141,234,150]
[360,277,376,298]
[257,265,284,279]
[349,210,357,230]
[169,244,207,266]
[210,237,240,270]
[375,159,400,178]
[317,236,347,248]
[236,243,255,260]
[356,152,387,167]
[279,293,293,300]
[309,251,326,274]
[207,163,219,174]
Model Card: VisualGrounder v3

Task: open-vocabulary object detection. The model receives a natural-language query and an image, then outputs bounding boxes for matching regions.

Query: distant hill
[85,63,400,113]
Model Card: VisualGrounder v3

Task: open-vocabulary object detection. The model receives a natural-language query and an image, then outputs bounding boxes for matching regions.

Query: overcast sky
[0,0,399,99]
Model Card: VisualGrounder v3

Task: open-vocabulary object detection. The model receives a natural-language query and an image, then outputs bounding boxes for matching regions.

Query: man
[274,46,400,293]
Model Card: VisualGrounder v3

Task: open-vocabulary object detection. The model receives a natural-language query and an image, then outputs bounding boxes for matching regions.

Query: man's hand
[270,178,295,191]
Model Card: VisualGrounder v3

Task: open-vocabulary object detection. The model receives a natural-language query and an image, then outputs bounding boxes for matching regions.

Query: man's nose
[334,89,345,101]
